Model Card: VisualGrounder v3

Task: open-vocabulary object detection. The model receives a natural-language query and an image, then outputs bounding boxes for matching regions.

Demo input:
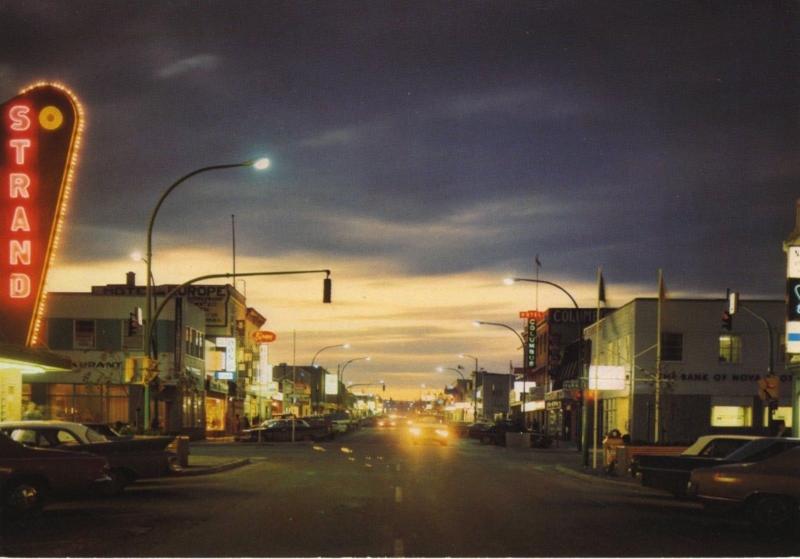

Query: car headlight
[409,427,422,436]
[435,429,449,438]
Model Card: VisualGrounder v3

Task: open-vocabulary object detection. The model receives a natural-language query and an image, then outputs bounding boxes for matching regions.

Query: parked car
[0,432,111,516]
[447,422,472,438]
[478,420,528,446]
[467,422,492,439]
[236,419,328,442]
[83,422,133,440]
[689,446,800,535]
[0,421,176,495]
[325,411,356,433]
[637,436,798,497]
[301,416,335,440]
[530,431,554,449]
[631,435,760,476]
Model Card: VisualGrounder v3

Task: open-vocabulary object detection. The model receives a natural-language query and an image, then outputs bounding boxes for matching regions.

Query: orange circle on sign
[39,106,63,130]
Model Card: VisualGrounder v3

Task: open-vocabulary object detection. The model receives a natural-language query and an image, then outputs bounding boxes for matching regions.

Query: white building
[585,298,792,443]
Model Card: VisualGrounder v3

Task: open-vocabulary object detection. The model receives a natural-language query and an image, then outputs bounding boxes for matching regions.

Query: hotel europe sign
[1,84,83,347]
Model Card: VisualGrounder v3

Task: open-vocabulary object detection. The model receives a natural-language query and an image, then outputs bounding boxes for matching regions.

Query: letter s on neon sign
[8,105,31,131]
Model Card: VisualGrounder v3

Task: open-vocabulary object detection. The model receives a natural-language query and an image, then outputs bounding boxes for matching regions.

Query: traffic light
[124,357,136,383]
[323,277,332,304]
[128,306,142,336]
[383,383,386,392]
[721,310,732,331]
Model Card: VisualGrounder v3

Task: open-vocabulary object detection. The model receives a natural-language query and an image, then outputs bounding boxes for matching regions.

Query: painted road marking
[394,486,403,503]
[394,538,404,557]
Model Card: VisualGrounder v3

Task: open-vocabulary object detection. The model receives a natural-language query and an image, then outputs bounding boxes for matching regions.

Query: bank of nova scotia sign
[1,83,83,346]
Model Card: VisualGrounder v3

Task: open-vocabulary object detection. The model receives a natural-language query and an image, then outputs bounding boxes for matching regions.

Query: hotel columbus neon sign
[1,83,83,346]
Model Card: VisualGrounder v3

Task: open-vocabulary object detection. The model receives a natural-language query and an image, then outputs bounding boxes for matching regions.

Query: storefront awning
[0,343,71,374]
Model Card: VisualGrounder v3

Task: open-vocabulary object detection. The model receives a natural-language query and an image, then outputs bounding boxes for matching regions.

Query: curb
[554,464,640,487]
[170,458,251,477]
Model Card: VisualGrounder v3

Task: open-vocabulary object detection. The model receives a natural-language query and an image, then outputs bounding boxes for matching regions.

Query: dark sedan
[0,421,176,495]
[236,419,328,442]
[0,432,111,516]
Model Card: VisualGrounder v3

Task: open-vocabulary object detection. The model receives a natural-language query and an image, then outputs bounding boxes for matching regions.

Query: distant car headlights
[409,427,422,436]
[435,429,449,438]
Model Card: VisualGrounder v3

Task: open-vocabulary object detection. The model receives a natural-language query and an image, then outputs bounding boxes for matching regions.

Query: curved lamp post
[338,356,371,409]
[142,158,270,430]
[504,275,587,465]
[473,320,528,426]
[311,343,350,368]
[459,353,480,421]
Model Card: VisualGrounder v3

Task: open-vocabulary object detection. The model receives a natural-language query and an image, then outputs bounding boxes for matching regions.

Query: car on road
[0,431,111,516]
[325,411,356,433]
[0,420,176,495]
[688,446,800,535]
[407,417,450,445]
[236,418,328,442]
[631,434,760,477]
[637,436,799,497]
[301,416,335,440]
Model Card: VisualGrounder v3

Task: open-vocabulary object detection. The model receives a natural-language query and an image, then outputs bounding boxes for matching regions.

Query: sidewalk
[544,446,640,487]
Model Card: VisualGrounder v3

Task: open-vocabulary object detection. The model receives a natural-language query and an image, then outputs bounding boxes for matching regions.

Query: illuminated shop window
[711,405,752,427]
[73,319,96,349]
[763,407,793,428]
[718,335,742,364]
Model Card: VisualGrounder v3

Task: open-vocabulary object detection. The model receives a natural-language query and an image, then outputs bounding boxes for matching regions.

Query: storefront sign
[215,337,236,372]
[549,309,598,324]
[325,373,339,395]
[1,83,83,346]
[588,365,626,390]
[519,310,545,321]
[253,330,277,344]
[214,371,236,381]
[524,319,537,369]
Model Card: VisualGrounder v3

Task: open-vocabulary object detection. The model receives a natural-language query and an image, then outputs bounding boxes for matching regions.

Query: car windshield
[725,439,800,462]
[84,426,109,443]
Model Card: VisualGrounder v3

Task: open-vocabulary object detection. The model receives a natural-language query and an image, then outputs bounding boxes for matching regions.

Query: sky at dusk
[2,1,798,399]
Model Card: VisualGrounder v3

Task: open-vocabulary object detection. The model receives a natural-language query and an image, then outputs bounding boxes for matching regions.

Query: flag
[597,268,606,305]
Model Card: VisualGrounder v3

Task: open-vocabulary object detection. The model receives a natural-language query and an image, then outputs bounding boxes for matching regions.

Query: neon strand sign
[1,83,83,346]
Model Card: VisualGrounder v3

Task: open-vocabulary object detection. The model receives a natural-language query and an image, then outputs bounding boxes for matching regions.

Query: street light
[143,158,271,431]
[311,343,350,368]
[473,319,527,425]
[338,356,371,409]
[436,365,466,380]
[459,353,480,421]
[505,275,587,465]
[310,342,350,412]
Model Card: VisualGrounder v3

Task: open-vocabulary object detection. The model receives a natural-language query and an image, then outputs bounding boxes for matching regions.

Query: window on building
[711,405,752,427]
[661,333,683,362]
[763,407,793,428]
[718,335,742,364]
[74,320,96,349]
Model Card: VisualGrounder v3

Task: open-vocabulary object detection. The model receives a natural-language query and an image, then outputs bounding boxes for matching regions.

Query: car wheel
[4,480,45,514]
[751,495,797,535]
[104,470,130,497]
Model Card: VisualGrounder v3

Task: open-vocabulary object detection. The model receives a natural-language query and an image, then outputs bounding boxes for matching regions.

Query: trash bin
[175,436,190,468]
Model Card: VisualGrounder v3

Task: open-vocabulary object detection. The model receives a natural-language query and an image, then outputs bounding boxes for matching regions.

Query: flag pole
[592,267,604,469]
[654,269,663,443]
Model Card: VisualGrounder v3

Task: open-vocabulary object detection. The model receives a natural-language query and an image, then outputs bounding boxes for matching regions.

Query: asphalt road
[2,428,798,557]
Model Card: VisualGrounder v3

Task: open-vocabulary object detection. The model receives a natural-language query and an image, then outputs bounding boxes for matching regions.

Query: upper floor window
[718,334,742,364]
[74,320,96,349]
[660,332,683,362]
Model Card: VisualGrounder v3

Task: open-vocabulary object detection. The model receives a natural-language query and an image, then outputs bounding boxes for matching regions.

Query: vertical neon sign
[1,83,83,346]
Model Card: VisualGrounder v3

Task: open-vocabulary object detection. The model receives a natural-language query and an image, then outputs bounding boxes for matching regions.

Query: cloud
[156,54,220,79]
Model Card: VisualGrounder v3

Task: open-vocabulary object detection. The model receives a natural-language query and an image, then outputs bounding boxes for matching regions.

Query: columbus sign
[1,83,83,346]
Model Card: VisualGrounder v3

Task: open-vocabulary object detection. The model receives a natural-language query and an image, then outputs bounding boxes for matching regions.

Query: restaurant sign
[1,83,83,346]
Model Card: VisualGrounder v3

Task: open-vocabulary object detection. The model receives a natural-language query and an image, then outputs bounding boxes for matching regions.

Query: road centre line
[393,538,404,557]
[394,486,403,503]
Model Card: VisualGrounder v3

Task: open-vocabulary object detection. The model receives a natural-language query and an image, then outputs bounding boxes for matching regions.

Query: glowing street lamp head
[365,356,372,361]
[472,321,482,328]
[503,277,515,286]
[131,250,143,262]
[436,366,444,373]
[342,343,351,349]
[252,157,271,170]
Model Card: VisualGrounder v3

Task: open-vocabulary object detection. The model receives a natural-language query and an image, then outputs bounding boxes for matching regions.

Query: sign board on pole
[787,277,800,354]
[524,319,537,369]
[252,330,277,344]
[1,83,84,347]
[325,373,339,395]
[588,366,626,390]
[519,310,546,321]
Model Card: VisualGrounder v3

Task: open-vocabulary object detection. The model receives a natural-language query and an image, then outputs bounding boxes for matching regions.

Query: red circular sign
[252,330,277,344]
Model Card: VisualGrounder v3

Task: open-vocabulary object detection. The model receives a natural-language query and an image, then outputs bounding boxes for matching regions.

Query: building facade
[584,298,792,444]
